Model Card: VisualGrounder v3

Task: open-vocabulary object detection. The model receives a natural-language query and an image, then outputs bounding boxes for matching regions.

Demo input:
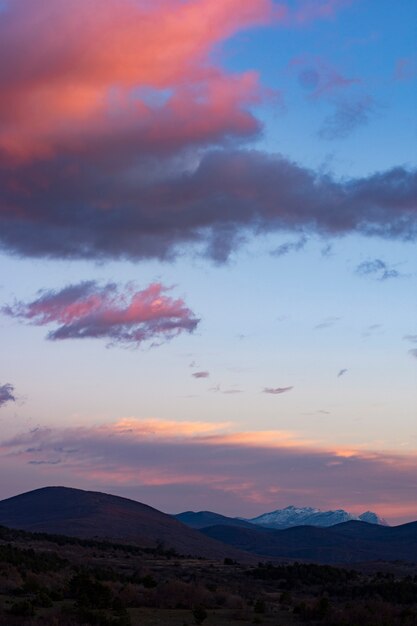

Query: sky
[0,0,416,525]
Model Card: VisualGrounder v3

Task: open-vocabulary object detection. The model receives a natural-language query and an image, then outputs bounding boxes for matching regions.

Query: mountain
[0,486,252,561]
[245,505,387,529]
[201,520,417,564]
[174,510,258,530]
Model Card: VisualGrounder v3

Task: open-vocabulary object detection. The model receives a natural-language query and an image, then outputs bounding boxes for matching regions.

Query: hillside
[0,486,251,561]
[174,510,258,529]
[201,520,417,564]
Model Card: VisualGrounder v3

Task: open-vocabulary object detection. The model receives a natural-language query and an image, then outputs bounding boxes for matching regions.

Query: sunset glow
[0,0,416,525]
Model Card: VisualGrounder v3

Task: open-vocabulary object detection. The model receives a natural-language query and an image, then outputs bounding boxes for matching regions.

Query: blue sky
[0,0,416,523]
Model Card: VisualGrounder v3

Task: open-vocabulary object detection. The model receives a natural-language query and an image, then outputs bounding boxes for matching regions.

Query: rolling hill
[201,520,417,563]
[0,486,252,561]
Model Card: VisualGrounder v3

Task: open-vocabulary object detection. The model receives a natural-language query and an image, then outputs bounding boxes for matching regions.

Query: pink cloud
[0,2,415,262]
[0,0,281,161]
[3,281,199,347]
[1,417,417,524]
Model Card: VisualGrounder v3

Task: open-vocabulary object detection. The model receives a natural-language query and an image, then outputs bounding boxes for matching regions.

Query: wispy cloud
[209,384,243,394]
[0,383,16,408]
[3,282,199,348]
[314,316,340,330]
[263,386,293,395]
[289,54,371,141]
[319,96,374,140]
[356,259,401,281]
[271,236,307,257]
[292,0,355,25]
[404,335,417,360]
[192,371,210,379]
[292,55,360,98]
[395,57,417,81]
[1,416,417,523]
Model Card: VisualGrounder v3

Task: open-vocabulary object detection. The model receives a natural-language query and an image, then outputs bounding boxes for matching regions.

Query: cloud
[395,57,417,82]
[292,56,360,98]
[314,316,340,330]
[292,0,354,24]
[403,336,417,361]
[263,386,293,395]
[3,281,199,347]
[0,383,16,408]
[271,235,307,257]
[1,150,416,263]
[0,2,415,263]
[192,371,210,379]
[1,416,417,523]
[337,368,348,378]
[0,0,281,161]
[319,96,374,140]
[208,384,243,394]
[356,259,401,281]
[289,55,372,142]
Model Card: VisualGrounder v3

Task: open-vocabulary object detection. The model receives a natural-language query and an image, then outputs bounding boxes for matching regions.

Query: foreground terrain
[1,524,417,626]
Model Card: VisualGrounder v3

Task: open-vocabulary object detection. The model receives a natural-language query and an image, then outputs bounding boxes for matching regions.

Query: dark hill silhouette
[0,487,252,561]
[201,520,417,564]
[174,510,258,529]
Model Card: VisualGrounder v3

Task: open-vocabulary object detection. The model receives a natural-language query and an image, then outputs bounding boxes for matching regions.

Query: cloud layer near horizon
[1,417,417,524]
[0,0,415,263]
[3,282,199,347]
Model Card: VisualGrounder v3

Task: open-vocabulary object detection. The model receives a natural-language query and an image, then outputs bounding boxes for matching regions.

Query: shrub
[192,605,208,624]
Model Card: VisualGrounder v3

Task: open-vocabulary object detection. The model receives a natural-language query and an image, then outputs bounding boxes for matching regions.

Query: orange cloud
[2,418,417,524]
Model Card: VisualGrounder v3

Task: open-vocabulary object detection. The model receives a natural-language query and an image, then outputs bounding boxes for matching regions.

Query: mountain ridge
[244,505,388,528]
[201,519,417,563]
[175,505,388,531]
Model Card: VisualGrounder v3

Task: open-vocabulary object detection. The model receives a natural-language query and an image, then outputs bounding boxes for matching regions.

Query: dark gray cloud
[1,149,416,263]
[3,281,199,347]
[263,386,293,395]
[0,383,16,408]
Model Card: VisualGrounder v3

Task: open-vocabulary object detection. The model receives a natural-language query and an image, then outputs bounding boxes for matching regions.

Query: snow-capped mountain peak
[245,506,387,529]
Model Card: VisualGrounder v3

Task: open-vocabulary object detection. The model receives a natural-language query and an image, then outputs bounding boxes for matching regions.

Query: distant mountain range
[1,487,415,564]
[245,505,388,528]
[201,520,417,564]
[175,505,387,530]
